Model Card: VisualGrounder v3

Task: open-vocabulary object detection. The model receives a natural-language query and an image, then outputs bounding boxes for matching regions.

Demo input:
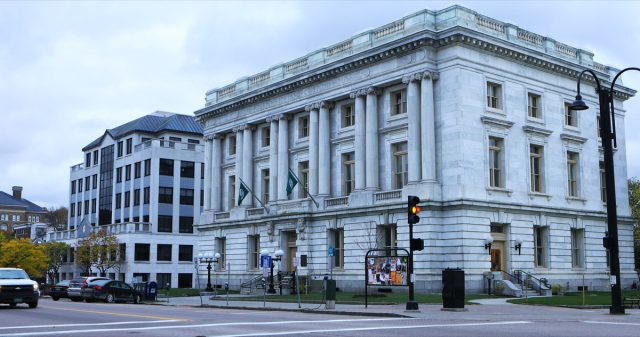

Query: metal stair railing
[513,269,550,294]
[240,274,264,294]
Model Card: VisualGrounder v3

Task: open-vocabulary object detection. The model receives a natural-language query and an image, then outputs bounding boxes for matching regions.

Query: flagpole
[288,168,319,208]
[238,178,269,213]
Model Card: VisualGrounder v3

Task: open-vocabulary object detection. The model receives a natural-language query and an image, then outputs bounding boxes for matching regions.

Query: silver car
[67,276,110,302]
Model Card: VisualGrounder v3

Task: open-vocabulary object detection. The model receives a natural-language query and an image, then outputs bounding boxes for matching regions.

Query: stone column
[351,89,366,191]
[242,125,254,207]
[421,72,438,182]
[268,116,279,204]
[306,103,319,196]
[203,136,212,209]
[277,114,290,201]
[404,74,422,184]
[318,101,333,196]
[234,126,244,207]
[211,134,222,211]
[365,87,380,190]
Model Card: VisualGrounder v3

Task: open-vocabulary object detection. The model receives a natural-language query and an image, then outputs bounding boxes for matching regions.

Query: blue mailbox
[147,281,157,301]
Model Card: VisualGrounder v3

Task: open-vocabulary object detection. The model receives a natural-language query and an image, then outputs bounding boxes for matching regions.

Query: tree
[75,229,120,276]
[42,241,70,284]
[0,238,48,277]
[46,206,68,230]
[629,178,640,269]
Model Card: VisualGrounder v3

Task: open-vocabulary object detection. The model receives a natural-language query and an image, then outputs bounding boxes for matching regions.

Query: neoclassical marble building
[194,6,636,292]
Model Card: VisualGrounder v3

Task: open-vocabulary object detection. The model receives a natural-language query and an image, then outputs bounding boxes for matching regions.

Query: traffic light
[408,196,420,225]
[411,238,424,251]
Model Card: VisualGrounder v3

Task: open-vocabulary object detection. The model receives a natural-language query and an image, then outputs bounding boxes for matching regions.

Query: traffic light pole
[406,220,418,311]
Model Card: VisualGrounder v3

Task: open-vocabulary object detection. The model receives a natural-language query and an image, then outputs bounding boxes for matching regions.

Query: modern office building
[50,111,204,287]
[194,6,636,293]
[0,186,47,234]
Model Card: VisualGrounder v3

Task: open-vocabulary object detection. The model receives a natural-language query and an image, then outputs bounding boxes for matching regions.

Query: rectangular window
[134,162,141,179]
[261,169,269,204]
[180,189,194,205]
[201,189,204,207]
[119,244,126,262]
[565,102,577,127]
[248,235,260,270]
[126,138,132,154]
[533,226,548,268]
[84,200,89,215]
[298,116,309,138]
[392,142,408,189]
[143,187,150,204]
[489,137,504,188]
[77,202,81,216]
[85,153,91,167]
[228,175,236,209]
[216,237,226,270]
[85,177,90,191]
[178,245,193,262]
[377,224,397,255]
[261,126,270,147]
[157,244,172,262]
[144,159,151,176]
[159,187,173,204]
[600,161,607,203]
[341,104,355,128]
[180,161,195,178]
[78,179,83,192]
[298,161,309,199]
[527,93,541,118]
[571,228,584,268]
[156,273,171,288]
[125,165,131,181]
[115,193,122,209]
[116,167,122,183]
[134,189,140,206]
[329,229,344,269]
[71,181,76,195]
[179,216,193,234]
[228,135,236,156]
[91,198,96,213]
[391,89,407,115]
[159,159,174,176]
[342,152,355,196]
[567,151,579,197]
[124,191,130,208]
[92,174,98,189]
[530,144,544,192]
[93,150,98,165]
[117,141,123,157]
[70,203,75,217]
[158,215,172,233]
[134,243,150,261]
[487,82,502,109]
[178,273,192,288]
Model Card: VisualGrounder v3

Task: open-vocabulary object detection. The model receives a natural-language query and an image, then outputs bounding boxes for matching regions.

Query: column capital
[402,72,425,84]
[204,134,215,141]
[232,125,244,133]
[243,124,256,131]
[276,113,290,120]
[212,133,225,140]
[304,103,320,112]
[349,88,368,98]
[365,87,380,96]
[422,71,440,81]
[319,100,334,109]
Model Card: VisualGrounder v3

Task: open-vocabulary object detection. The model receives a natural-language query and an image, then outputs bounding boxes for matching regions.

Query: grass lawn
[508,290,640,307]
[157,288,240,297]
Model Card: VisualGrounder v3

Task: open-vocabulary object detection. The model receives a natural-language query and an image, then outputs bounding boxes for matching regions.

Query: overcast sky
[1,1,639,209]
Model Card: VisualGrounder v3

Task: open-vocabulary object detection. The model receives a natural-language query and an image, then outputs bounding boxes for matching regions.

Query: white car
[0,268,39,308]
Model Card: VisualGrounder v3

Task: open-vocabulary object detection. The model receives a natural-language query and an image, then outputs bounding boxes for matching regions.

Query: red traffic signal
[408,195,420,225]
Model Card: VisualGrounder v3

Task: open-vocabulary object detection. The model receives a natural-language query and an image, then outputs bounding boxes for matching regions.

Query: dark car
[49,280,70,301]
[80,280,141,304]
[67,276,110,302]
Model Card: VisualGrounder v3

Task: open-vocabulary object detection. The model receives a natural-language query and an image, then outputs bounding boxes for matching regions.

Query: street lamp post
[570,67,639,315]
[262,249,284,294]
[198,252,221,292]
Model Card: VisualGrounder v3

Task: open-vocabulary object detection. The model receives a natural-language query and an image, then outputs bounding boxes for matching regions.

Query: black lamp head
[570,94,589,111]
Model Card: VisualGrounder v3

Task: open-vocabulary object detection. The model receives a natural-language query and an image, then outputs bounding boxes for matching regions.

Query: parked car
[0,268,39,308]
[80,280,141,304]
[48,280,71,301]
[67,276,111,302]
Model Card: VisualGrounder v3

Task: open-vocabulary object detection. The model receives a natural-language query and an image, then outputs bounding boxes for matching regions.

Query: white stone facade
[195,6,636,293]
[51,112,204,287]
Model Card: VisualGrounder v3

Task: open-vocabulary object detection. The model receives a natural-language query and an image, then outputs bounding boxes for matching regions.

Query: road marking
[0,317,409,336]
[583,320,640,326]
[0,320,182,330]
[38,304,185,321]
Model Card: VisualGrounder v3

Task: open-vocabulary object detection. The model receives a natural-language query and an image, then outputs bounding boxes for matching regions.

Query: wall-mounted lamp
[484,237,494,253]
[514,239,523,255]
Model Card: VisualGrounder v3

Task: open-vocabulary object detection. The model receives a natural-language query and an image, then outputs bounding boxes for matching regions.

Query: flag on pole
[238,180,250,206]
[286,169,299,195]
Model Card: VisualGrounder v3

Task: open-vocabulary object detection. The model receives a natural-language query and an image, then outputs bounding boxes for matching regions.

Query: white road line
[583,320,640,326]
[0,318,408,336]
[0,320,182,330]
[210,321,533,337]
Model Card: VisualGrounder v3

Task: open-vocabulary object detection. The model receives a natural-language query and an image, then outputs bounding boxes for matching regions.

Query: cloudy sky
[1,1,639,208]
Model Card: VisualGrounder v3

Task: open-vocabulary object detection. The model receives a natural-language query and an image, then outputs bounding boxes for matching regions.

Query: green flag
[238,180,249,206]
[286,169,299,195]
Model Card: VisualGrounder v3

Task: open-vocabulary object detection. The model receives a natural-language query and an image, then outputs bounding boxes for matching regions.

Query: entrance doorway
[490,240,505,272]
[285,232,297,271]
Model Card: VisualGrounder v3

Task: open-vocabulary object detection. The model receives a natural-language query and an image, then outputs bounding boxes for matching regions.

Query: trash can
[442,268,465,309]
[325,279,336,309]
[147,281,157,301]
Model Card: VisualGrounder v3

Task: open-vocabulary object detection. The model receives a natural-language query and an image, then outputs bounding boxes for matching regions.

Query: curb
[197,304,412,318]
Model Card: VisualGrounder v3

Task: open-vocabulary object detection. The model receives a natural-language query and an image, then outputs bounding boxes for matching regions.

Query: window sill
[528,192,551,201]
[526,117,545,125]
[562,125,580,133]
[134,260,151,263]
[486,187,513,197]
[485,107,506,116]
[157,260,172,264]
[565,196,587,205]
[178,260,193,263]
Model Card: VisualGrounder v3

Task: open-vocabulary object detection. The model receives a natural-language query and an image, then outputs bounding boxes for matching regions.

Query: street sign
[328,246,334,257]
[260,255,272,268]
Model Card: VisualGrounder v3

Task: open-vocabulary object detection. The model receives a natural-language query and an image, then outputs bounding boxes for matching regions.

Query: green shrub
[551,284,562,295]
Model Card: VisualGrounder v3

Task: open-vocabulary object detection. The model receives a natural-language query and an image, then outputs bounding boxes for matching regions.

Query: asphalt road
[0,298,639,337]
